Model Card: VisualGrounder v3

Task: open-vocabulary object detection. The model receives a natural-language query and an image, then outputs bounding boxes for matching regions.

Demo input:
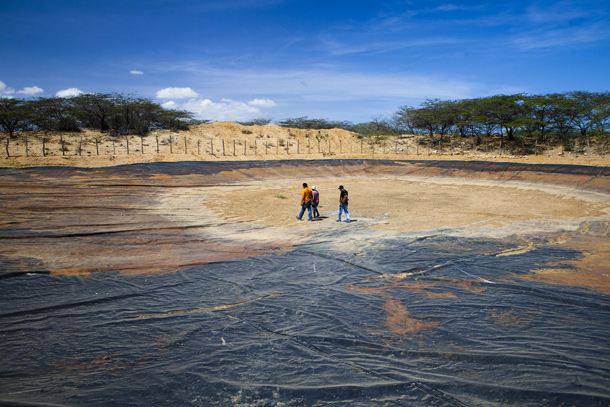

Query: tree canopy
[394,92,610,144]
[0,93,198,137]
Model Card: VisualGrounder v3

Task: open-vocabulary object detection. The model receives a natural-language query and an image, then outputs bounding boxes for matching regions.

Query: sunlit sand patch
[203,177,610,238]
[345,283,441,335]
[496,242,535,257]
[524,232,610,294]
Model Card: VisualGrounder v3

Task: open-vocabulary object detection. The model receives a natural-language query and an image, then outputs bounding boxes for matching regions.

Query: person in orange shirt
[296,182,313,221]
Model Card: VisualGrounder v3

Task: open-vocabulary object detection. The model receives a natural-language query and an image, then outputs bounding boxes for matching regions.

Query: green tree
[0,98,30,138]
[568,91,609,147]
[71,93,116,132]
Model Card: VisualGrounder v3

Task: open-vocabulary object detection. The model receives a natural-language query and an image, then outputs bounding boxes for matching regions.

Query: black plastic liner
[0,160,609,406]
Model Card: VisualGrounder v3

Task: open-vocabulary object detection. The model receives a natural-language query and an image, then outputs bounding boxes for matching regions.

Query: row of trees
[2,91,609,149]
[268,92,610,148]
[394,92,610,146]
[0,93,198,138]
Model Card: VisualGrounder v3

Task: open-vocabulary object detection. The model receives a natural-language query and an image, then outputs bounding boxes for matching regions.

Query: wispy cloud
[184,66,481,101]
[512,1,610,51]
[130,70,144,75]
[320,35,461,56]
[148,62,520,121]
[512,22,610,50]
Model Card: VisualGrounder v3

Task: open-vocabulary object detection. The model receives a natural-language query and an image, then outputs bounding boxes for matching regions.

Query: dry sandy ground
[204,176,609,235]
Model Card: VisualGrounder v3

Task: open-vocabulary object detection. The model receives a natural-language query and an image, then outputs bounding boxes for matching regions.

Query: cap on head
[338,185,343,189]
[303,183,308,187]
[312,186,316,190]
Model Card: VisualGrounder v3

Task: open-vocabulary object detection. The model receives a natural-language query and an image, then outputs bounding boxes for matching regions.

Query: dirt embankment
[2,121,609,168]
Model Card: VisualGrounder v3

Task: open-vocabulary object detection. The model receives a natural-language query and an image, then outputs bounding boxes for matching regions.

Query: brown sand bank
[2,121,610,168]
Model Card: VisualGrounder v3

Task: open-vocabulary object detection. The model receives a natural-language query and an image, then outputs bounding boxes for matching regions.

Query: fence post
[169,135,173,154]
[361,138,363,153]
[297,139,300,154]
[197,140,200,155]
[233,139,236,156]
[244,140,246,155]
[328,138,331,154]
[254,139,257,156]
[265,140,268,155]
[112,140,115,155]
[25,135,28,157]
[184,137,187,154]
[141,136,144,154]
[126,136,129,155]
[5,137,9,158]
[156,135,159,154]
[222,139,225,155]
[95,138,99,155]
[61,135,65,156]
[42,137,46,157]
[79,136,83,156]
[210,139,213,155]
[308,138,310,153]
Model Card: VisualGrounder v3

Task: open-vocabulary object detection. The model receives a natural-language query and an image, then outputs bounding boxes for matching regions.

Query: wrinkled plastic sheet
[0,160,609,407]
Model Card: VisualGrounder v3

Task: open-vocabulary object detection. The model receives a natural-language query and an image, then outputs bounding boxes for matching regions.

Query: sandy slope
[2,121,609,168]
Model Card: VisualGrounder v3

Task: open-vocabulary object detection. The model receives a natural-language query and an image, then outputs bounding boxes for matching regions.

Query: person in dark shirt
[311,186,320,218]
[337,185,350,223]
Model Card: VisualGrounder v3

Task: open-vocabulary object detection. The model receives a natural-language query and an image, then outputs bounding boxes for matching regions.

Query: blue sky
[1,0,609,123]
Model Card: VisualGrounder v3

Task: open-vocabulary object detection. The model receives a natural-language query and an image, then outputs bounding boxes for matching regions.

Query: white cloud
[248,98,276,107]
[180,98,263,121]
[156,87,199,99]
[17,86,44,96]
[0,80,15,98]
[56,88,84,98]
[161,101,178,109]
[130,70,144,75]
[150,64,517,121]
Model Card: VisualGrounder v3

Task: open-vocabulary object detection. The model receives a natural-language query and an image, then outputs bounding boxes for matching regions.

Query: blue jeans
[298,201,313,220]
[338,204,350,222]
